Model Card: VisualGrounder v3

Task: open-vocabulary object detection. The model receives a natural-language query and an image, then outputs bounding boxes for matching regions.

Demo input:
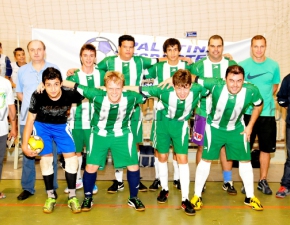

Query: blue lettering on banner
[150,43,159,51]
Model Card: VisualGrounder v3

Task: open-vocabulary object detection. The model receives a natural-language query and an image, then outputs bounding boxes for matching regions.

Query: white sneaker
[64,179,83,193]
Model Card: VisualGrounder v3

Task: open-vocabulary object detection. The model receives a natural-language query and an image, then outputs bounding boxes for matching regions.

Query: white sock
[154,157,159,179]
[173,159,180,180]
[77,156,82,181]
[239,162,254,198]
[179,163,190,201]
[195,160,211,197]
[115,169,123,182]
[158,161,168,191]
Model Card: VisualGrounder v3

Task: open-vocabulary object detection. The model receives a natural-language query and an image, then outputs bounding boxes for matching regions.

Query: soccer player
[0,75,17,199]
[125,69,208,215]
[191,35,238,194]
[240,35,280,195]
[63,71,147,212]
[276,73,290,198]
[189,65,264,211]
[22,67,84,214]
[64,43,105,194]
[0,42,12,79]
[143,38,195,191]
[16,40,59,200]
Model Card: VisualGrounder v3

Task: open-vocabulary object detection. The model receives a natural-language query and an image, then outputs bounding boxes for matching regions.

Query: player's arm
[242,103,263,142]
[22,112,38,157]
[273,84,279,94]
[277,75,290,108]
[8,104,17,140]
[66,68,78,76]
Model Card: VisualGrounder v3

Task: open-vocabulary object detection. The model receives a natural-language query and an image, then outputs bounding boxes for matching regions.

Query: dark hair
[225,65,245,78]
[163,38,181,53]
[208,35,224,46]
[0,42,2,48]
[79,44,96,65]
[13,47,25,56]
[118,35,135,47]
[42,67,62,83]
[251,35,267,46]
[172,69,192,87]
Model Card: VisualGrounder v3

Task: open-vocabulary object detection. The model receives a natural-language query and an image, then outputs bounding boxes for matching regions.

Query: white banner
[32,28,250,76]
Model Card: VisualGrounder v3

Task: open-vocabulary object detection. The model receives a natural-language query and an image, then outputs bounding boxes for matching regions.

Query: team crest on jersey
[193,131,203,141]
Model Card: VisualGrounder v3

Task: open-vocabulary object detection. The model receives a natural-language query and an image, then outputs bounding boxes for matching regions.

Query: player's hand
[240,126,252,142]
[22,145,38,157]
[180,56,193,65]
[223,53,233,60]
[36,82,45,93]
[67,68,78,76]
[158,77,173,89]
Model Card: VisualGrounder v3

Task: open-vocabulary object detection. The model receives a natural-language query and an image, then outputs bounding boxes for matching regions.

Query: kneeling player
[22,67,84,214]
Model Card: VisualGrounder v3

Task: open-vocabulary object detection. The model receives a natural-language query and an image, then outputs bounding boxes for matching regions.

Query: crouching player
[62,71,147,212]
[190,65,264,211]
[125,69,208,215]
[22,67,84,214]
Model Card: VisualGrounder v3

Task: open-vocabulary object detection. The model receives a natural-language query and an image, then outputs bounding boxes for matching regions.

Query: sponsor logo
[247,72,267,79]
[193,132,203,141]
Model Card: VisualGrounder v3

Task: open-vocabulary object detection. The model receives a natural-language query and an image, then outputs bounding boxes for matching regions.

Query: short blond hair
[251,35,267,46]
[104,71,125,87]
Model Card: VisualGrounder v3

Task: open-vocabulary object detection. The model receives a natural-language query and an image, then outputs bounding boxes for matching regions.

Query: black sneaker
[202,184,206,193]
[149,179,160,191]
[107,180,124,193]
[128,197,145,211]
[181,199,196,216]
[257,179,272,195]
[241,185,246,194]
[81,197,93,212]
[222,182,237,195]
[139,181,148,192]
[157,189,169,203]
[173,179,181,191]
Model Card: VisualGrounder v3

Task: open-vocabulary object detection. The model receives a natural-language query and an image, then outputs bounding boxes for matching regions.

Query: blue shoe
[93,184,98,194]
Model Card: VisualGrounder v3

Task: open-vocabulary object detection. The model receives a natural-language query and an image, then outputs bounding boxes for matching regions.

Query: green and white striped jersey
[141,85,208,121]
[197,77,263,131]
[98,55,157,85]
[77,84,146,137]
[144,60,195,85]
[67,67,105,129]
[192,57,237,117]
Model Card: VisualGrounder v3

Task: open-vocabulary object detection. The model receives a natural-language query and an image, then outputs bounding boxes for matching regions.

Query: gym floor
[1,158,290,225]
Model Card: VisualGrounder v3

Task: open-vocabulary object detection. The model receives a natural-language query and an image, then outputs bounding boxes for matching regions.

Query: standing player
[0,75,17,199]
[63,71,147,212]
[276,73,290,198]
[144,38,195,191]
[10,47,27,90]
[64,43,105,194]
[190,65,264,211]
[22,67,84,214]
[0,42,12,79]
[240,35,280,195]
[192,35,238,194]
[126,69,208,215]
[16,40,59,200]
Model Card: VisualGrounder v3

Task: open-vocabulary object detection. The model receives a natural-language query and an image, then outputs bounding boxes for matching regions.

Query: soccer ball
[28,135,44,154]
[85,37,118,63]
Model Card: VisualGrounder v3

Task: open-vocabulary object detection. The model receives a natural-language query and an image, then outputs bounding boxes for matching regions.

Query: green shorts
[131,106,143,143]
[87,131,138,170]
[155,115,189,154]
[202,123,251,161]
[72,129,91,153]
[150,110,163,148]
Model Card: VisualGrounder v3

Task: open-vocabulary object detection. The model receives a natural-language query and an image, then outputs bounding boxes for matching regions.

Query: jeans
[281,124,290,188]
[0,134,8,180]
[20,125,58,193]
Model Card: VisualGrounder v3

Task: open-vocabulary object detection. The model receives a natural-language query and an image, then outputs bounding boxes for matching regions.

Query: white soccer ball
[85,37,118,63]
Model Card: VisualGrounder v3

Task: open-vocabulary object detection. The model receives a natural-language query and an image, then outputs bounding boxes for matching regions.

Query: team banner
[32,28,250,76]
